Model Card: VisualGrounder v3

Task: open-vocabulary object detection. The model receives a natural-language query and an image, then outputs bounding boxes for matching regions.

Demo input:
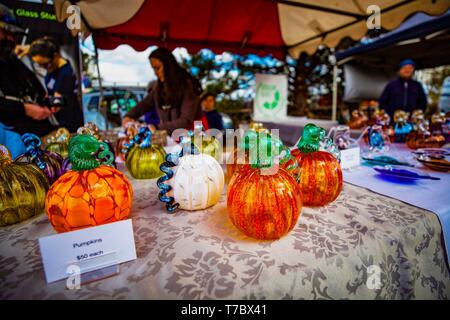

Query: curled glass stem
[157,138,198,213]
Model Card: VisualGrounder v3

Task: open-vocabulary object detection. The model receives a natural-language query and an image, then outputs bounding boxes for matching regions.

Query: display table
[1,162,449,300]
[260,117,338,146]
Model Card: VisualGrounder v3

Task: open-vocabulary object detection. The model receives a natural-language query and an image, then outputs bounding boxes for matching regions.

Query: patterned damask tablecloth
[0,165,449,300]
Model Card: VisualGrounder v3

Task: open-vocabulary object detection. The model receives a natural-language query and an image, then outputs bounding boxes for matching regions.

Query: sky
[80,36,190,86]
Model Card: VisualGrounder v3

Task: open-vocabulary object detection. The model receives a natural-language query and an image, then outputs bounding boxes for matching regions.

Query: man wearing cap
[379,59,427,118]
[0,4,54,137]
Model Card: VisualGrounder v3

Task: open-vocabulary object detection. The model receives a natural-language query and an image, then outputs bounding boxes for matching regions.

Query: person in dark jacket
[0,4,54,137]
[379,59,427,118]
[29,37,84,133]
[122,47,202,134]
[200,93,223,131]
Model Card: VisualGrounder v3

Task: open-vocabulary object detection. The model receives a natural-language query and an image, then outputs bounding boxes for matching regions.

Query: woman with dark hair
[29,37,84,132]
[122,47,203,134]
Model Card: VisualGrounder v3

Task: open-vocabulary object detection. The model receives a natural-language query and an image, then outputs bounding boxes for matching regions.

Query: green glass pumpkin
[124,127,166,179]
[0,145,49,226]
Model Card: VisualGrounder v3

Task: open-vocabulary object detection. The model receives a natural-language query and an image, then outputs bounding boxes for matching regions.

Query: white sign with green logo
[254,74,287,122]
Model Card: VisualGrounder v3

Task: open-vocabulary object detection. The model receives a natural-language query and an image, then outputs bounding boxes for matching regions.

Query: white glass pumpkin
[167,153,224,210]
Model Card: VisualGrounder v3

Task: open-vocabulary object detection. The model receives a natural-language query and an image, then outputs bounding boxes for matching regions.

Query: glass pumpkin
[116,122,141,161]
[373,109,394,142]
[393,110,412,142]
[77,122,117,168]
[42,128,71,158]
[406,116,445,149]
[361,124,391,152]
[327,125,357,150]
[406,131,446,149]
[227,164,302,240]
[0,145,49,226]
[15,133,64,185]
[123,127,166,179]
[194,135,221,160]
[46,142,68,159]
[227,132,302,240]
[190,122,222,160]
[45,134,133,233]
[430,112,447,137]
[158,141,224,212]
[63,123,117,172]
[348,109,368,129]
[284,123,343,207]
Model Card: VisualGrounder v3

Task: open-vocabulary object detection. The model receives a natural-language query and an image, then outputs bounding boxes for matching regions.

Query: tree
[180,50,291,125]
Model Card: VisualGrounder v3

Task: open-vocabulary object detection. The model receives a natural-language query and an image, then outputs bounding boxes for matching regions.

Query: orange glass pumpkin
[227,165,302,240]
[348,109,368,129]
[284,123,343,207]
[45,134,133,233]
[406,115,446,149]
[227,132,302,240]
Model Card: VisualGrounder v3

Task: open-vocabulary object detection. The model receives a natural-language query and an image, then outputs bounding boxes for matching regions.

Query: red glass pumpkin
[284,123,343,207]
[227,164,302,240]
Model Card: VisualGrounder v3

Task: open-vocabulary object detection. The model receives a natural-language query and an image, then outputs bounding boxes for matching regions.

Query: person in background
[122,47,202,134]
[200,93,223,131]
[143,80,160,127]
[29,37,84,133]
[0,4,54,137]
[81,71,92,90]
[379,59,427,118]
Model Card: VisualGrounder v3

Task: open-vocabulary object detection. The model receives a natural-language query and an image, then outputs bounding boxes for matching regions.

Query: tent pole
[93,37,107,130]
[76,34,84,125]
[332,64,338,122]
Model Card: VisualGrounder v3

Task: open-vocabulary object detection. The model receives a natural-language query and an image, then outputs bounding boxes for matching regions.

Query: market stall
[1,0,450,301]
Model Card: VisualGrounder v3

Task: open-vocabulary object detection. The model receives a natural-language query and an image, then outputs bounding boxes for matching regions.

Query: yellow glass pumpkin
[188,122,222,161]
[123,127,166,179]
[0,145,49,226]
[42,128,70,158]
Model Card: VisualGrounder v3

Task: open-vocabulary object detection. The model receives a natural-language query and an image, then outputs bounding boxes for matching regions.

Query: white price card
[39,219,137,283]
[340,146,361,170]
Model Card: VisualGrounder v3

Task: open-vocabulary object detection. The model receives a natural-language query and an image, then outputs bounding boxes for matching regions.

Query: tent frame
[286,0,415,49]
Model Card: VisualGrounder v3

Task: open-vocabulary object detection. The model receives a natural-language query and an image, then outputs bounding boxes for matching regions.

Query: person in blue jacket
[379,59,427,118]
[200,93,223,131]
